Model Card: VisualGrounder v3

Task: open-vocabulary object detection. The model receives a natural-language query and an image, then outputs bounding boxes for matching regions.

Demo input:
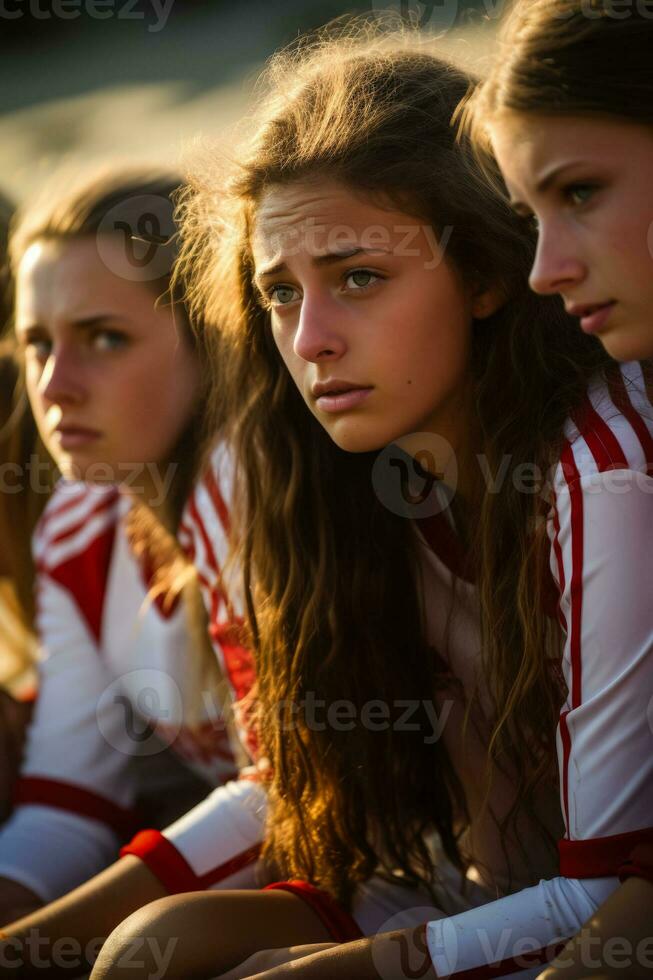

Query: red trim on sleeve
[607,369,653,475]
[571,397,629,473]
[121,829,261,894]
[560,827,653,879]
[263,881,364,943]
[619,842,653,885]
[14,776,139,838]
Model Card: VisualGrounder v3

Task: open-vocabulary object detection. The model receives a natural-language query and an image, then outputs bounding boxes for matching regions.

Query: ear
[471,282,506,320]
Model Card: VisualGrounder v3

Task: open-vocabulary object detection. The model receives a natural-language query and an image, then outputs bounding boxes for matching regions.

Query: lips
[311,379,372,399]
[311,381,374,414]
[53,425,102,449]
[566,301,616,336]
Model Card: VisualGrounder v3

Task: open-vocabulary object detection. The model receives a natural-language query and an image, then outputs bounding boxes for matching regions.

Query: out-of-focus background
[0,0,501,202]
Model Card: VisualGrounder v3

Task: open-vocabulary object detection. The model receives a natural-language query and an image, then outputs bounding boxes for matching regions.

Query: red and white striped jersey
[0,481,236,903]
[126,364,652,960]
[424,360,653,978]
[177,443,257,758]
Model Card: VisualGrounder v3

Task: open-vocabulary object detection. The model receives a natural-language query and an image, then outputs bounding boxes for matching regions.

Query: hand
[216,944,339,979]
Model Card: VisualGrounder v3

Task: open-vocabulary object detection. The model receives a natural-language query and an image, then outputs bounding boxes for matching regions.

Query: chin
[324,421,389,455]
[600,324,653,363]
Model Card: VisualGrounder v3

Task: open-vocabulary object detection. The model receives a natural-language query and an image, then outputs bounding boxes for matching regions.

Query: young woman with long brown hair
[85,28,650,980]
[468,0,653,364]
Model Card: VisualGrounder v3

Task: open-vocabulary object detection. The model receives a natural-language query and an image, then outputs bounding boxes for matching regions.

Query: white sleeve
[551,467,653,847]
[0,573,142,901]
[426,875,619,979]
[121,776,266,893]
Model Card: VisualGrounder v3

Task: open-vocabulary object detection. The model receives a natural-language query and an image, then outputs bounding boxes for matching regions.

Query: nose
[529,219,586,296]
[293,290,347,363]
[40,344,86,407]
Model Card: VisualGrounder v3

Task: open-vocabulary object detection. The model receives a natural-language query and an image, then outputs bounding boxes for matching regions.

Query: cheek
[271,325,304,390]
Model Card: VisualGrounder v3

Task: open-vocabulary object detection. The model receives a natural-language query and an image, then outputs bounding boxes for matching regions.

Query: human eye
[91,328,128,352]
[19,331,51,361]
[343,269,383,292]
[265,284,301,309]
[562,182,600,208]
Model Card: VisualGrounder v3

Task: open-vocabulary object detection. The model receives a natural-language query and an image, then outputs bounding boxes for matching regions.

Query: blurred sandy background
[0,0,499,202]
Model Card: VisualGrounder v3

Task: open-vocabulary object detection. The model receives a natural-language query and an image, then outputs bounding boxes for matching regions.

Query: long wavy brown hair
[179,27,612,905]
[462,0,653,142]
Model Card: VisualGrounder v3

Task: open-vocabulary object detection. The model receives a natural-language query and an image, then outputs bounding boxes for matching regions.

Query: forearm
[240,927,438,980]
[0,856,167,977]
[537,877,653,980]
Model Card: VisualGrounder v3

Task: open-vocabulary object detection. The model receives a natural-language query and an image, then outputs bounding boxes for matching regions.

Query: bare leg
[90,889,334,980]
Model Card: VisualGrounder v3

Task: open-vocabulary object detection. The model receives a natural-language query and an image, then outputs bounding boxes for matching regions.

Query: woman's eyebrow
[255,246,390,283]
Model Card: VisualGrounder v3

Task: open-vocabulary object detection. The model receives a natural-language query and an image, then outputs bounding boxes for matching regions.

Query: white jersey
[424,361,653,978]
[0,482,236,904]
[123,364,652,955]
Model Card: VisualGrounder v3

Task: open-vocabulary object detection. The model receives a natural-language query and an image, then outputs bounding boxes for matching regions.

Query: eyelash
[562,182,600,208]
[261,268,384,309]
[23,329,128,360]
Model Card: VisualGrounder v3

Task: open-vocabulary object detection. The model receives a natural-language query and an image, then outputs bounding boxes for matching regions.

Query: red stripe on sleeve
[606,369,653,476]
[14,776,139,838]
[550,495,567,633]
[121,829,261,893]
[571,397,628,473]
[559,445,583,709]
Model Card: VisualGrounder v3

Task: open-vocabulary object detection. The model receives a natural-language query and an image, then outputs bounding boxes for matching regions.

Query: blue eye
[269,285,299,306]
[344,269,381,290]
[565,184,598,207]
[92,330,127,352]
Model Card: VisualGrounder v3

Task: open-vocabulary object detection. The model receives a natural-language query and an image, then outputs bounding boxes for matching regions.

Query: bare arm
[218,927,437,980]
[0,856,167,978]
[537,877,653,980]
[89,889,332,980]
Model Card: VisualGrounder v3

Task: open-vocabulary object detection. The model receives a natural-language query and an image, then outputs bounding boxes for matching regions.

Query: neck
[124,461,177,529]
[397,380,483,514]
